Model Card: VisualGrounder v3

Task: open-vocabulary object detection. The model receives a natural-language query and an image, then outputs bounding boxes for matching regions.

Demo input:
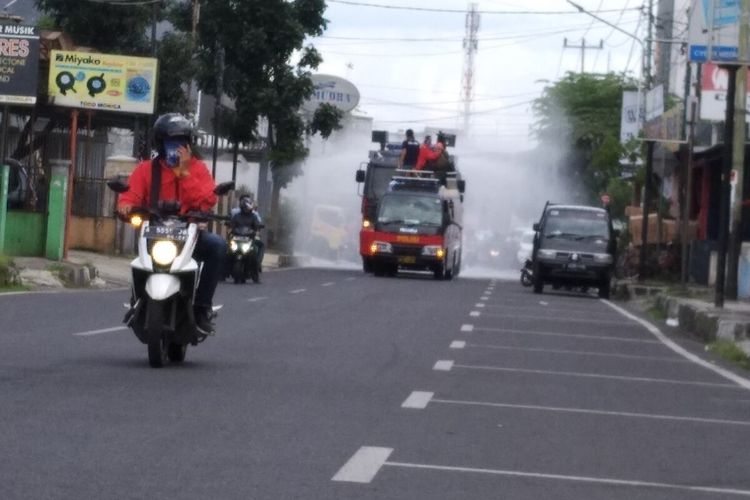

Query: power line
[327,0,641,15]
[372,99,535,123]
[84,0,159,5]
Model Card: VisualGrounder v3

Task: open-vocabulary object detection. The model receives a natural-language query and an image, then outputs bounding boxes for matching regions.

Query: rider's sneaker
[194,307,216,336]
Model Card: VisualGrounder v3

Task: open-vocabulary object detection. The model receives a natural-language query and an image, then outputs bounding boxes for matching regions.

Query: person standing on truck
[398,129,420,169]
[416,134,446,170]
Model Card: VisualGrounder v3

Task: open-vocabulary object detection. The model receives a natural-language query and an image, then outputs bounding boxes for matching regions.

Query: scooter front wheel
[167,343,187,363]
[146,299,168,368]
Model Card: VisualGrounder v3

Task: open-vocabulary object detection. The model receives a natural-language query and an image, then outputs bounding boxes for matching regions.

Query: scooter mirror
[214,181,235,196]
[107,178,129,193]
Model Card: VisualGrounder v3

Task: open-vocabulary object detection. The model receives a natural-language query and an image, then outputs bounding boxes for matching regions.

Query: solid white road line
[321,282,335,287]
[290,288,307,294]
[433,398,750,426]
[464,343,689,363]
[474,326,660,344]
[470,311,481,317]
[450,340,466,349]
[401,391,434,409]
[73,326,128,337]
[382,461,750,497]
[479,312,635,326]
[461,324,474,332]
[433,360,454,371]
[482,303,616,315]
[603,299,750,391]
[332,446,393,483]
[452,363,738,388]
[247,296,268,302]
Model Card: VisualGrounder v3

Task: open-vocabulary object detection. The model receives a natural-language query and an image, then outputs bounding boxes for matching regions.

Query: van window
[544,210,609,239]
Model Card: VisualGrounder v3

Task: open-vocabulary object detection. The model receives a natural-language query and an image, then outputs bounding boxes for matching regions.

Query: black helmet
[153,113,194,149]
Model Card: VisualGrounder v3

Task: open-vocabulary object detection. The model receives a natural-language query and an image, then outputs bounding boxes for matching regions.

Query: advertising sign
[688,0,747,63]
[700,62,750,121]
[48,50,157,114]
[302,74,359,114]
[619,90,643,143]
[0,23,39,105]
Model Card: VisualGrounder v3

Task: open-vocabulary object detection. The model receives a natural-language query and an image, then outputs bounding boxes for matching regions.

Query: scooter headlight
[151,240,178,266]
[230,240,238,252]
[130,215,143,228]
[240,242,251,253]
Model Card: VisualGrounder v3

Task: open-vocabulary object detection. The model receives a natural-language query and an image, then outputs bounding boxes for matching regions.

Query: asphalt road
[1,267,750,499]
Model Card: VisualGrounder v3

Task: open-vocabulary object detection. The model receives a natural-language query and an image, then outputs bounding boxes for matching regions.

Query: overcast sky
[311,0,647,151]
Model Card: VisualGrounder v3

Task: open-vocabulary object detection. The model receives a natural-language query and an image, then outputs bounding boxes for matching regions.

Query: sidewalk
[618,280,750,354]
[10,249,288,290]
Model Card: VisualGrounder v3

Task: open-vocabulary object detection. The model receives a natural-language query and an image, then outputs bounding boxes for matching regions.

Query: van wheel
[598,279,611,299]
[373,263,386,277]
[532,264,543,294]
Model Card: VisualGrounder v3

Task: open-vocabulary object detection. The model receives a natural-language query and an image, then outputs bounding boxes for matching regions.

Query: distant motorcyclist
[229,195,265,271]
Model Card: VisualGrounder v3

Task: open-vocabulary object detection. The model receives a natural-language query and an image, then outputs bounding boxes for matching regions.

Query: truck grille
[392,244,422,256]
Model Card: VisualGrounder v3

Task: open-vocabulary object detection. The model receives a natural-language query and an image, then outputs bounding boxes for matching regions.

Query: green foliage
[309,103,344,139]
[34,0,153,54]
[709,340,750,370]
[0,254,18,287]
[533,72,637,201]
[154,31,194,115]
[195,0,330,189]
[606,177,632,221]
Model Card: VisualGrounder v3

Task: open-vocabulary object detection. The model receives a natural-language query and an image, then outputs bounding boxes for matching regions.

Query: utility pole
[461,3,479,135]
[563,38,603,73]
[727,0,750,300]
[638,0,655,282]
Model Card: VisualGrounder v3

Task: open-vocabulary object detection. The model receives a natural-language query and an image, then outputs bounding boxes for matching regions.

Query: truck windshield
[366,167,396,199]
[378,194,443,226]
[544,210,609,239]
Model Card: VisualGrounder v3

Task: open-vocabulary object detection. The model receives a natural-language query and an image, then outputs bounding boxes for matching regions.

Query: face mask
[164,138,187,167]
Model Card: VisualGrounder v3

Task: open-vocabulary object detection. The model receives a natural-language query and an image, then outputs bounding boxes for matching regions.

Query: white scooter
[107,179,234,368]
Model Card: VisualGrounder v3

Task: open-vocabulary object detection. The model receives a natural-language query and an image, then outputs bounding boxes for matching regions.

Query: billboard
[0,23,39,105]
[302,74,359,114]
[48,50,157,114]
[620,90,644,143]
[688,0,747,63]
[700,62,750,121]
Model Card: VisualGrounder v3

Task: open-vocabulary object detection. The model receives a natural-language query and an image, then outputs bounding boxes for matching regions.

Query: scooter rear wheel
[146,300,168,368]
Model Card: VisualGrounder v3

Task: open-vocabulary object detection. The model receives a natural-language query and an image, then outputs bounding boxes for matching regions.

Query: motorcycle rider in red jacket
[117,113,226,335]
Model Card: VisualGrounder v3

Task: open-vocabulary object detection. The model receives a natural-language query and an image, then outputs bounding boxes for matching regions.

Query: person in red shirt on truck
[117,113,226,335]
[416,134,445,170]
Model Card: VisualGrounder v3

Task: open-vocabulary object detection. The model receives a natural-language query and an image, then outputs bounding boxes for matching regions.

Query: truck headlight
[370,241,392,254]
[151,240,178,266]
[423,245,445,259]
[593,253,613,264]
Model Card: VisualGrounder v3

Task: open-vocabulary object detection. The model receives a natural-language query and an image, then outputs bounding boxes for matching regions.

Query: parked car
[531,203,617,298]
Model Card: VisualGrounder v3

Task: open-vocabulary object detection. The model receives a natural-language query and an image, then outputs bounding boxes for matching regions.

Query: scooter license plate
[399,256,416,264]
[144,225,188,241]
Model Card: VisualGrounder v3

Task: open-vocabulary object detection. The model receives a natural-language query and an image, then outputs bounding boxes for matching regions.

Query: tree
[35,0,153,54]
[532,72,637,206]
[194,0,334,244]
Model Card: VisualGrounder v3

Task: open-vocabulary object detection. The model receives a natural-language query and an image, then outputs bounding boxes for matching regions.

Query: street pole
[682,96,697,286]
[727,0,750,300]
[716,65,739,308]
[639,140,655,281]
[211,45,224,180]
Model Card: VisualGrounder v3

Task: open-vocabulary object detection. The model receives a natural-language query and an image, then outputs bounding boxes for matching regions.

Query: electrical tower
[461,3,480,135]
